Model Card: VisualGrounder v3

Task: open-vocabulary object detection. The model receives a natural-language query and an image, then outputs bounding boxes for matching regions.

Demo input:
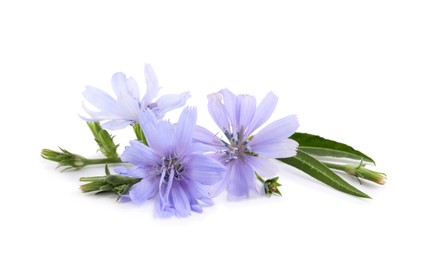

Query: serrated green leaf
[278,150,371,198]
[290,132,375,164]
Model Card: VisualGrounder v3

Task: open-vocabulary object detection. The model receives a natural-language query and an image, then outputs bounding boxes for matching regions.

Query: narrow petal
[121,140,160,166]
[138,109,163,152]
[82,86,116,112]
[114,166,129,176]
[208,92,230,131]
[155,198,175,218]
[155,92,191,119]
[111,72,127,97]
[129,176,159,205]
[209,162,233,197]
[220,89,238,127]
[143,64,160,105]
[156,120,176,155]
[185,154,225,185]
[251,139,298,158]
[244,155,279,179]
[250,115,299,146]
[181,179,214,206]
[101,119,132,130]
[193,125,221,146]
[126,76,140,100]
[236,94,256,129]
[176,107,197,154]
[116,95,141,121]
[227,160,250,199]
[171,182,191,217]
[128,165,155,178]
[247,91,278,136]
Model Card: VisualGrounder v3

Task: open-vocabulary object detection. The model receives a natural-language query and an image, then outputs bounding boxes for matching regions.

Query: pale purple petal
[143,63,160,105]
[127,165,155,178]
[227,160,250,199]
[156,120,176,155]
[193,125,220,146]
[185,154,225,185]
[114,166,129,176]
[121,140,160,166]
[236,94,256,129]
[116,95,141,121]
[208,92,230,131]
[251,138,298,158]
[111,72,127,97]
[220,89,238,126]
[247,91,278,136]
[181,179,214,206]
[244,155,279,179]
[155,92,191,119]
[101,119,132,130]
[171,182,191,217]
[82,86,116,112]
[138,109,163,153]
[250,115,299,146]
[129,176,159,205]
[176,107,197,154]
[155,198,175,218]
[126,76,140,100]
[209,162,234,197]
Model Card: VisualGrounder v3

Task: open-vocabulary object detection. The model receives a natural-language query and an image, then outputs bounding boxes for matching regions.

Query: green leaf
[278,150,371,198]
[290,132,375,165]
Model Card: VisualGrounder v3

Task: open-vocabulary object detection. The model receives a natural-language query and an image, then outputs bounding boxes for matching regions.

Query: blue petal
[126,76,140,100]
[155,198,175,218]
[111,72,127,97]
[181,178,214,206]
[116,94,141,122]
[250,138,298,158]
[101,120,132,130]
[250,115,299,145]
[236,94,256,129]
[247,91,278,136]
[129,176,159,205]
[155,92,190,119]
[244,155,279,179]
[121,140,160,166]
[143,64,160,105]
[185,154,225,185]
[156,120,176,155]
[209,162,233,197]
[114,166,129,176]
[220,89,238,127]
[193,125,220,146]
[82,86,116,112]
[171,181,191,217]
[208,92,231,131]
[138,109,163,153]
[176,107,197,155]
[227,160,254,199]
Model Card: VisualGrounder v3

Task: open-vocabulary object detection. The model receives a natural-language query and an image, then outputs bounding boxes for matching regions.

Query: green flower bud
[41,148,86,171]
[345,165,387,185]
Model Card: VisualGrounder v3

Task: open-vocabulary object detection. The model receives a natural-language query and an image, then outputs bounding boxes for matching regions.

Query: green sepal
[87,122,119,159]
[278,150,371,198]
[290,132,375,165]
[80,166,141,196]
[132,123,148,145]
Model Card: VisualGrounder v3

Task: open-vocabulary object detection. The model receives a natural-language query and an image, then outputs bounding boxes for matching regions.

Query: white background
[1,1,423,259]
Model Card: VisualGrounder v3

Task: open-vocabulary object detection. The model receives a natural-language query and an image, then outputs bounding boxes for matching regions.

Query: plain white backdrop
[1,1,423,259]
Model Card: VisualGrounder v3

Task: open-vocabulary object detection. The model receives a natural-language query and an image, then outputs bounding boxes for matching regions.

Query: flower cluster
[42,64,386,218]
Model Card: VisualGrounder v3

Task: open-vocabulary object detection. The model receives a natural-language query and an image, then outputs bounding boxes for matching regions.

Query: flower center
[221,130,252,163]
[155,154,185,182]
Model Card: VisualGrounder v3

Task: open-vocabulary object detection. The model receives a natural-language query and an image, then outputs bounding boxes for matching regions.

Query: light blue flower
[82,64,190,130]
[115,107,226,217]
[194,89,299,199]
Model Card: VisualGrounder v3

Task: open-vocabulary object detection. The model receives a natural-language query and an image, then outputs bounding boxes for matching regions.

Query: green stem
[322,162,347,171]
[83,157,122,166]
[132,123,148,145]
